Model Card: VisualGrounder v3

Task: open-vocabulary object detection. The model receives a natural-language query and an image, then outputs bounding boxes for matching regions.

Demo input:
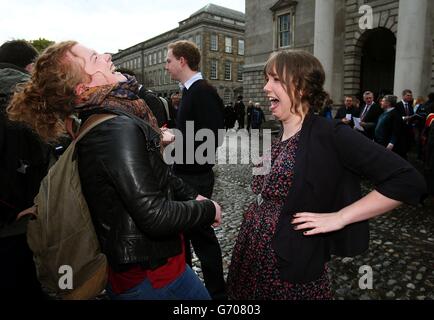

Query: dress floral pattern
[227,132,332,300]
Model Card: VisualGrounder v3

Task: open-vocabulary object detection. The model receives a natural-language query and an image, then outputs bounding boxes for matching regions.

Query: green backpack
[27,114,116,299]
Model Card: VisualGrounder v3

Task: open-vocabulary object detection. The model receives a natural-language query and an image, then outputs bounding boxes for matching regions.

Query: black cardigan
[272,113,427,283]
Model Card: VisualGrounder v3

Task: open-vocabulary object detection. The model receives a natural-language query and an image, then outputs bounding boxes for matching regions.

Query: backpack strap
[75,114,117,143]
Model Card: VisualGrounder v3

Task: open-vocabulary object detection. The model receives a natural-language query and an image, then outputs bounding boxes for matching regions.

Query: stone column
[313,0,336,94]
[394,0,429,97]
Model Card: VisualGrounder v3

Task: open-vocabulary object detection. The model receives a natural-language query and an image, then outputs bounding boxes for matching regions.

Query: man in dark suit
[374,95,405,157]
[165,40,226,300]
[335,96,356,127]
[395,89,415,159]
[357,91,383,140]
[396,89,414,119]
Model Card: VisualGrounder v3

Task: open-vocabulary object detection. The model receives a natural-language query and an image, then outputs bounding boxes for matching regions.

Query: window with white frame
[225,36,232,53]
[153,52,157,65]
[210,60,218,80]
[148,54,152,66]
[224,61,232,80]
[238,39,244,55]
[163,48,167,60]
[237,64,243,81]
[271,1,297,49]
[210,34,218,51]
[278,14,291,47]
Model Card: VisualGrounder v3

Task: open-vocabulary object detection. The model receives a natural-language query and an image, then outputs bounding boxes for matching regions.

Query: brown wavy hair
[7,41,90,142]
[168,40,201,71]
[264,50,330,116]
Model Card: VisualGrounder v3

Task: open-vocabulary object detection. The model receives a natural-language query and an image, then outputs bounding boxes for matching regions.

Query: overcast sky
[0,0,245,54]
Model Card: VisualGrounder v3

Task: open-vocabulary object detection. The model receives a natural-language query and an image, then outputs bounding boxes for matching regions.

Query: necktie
[404,103,409,116]
[361,104,370,120]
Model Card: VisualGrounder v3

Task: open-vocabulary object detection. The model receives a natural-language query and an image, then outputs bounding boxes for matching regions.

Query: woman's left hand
[291,212,347,236]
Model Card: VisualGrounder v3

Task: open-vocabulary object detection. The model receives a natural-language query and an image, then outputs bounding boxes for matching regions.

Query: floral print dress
[227,132,333,300]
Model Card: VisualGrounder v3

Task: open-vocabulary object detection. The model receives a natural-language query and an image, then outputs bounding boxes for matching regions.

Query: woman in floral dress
[227,50,426,300]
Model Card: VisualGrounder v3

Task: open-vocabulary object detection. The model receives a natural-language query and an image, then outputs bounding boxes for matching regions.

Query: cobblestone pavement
[191,129,434,300]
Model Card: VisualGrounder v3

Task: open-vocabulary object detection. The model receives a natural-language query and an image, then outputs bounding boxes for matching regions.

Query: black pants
[0,234,46,299]
[237,115,245,129]
[174,170,227,300]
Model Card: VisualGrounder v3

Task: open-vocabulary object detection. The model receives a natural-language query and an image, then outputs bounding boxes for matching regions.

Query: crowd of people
[0,39,430,301]
[223,96,266,132]
[328,90,434,194]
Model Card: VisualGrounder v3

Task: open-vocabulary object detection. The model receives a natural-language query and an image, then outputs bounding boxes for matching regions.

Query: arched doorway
[360,27,396,98]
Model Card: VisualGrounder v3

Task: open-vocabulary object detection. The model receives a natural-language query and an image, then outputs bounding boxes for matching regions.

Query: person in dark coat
[250,103,265,130]
[223,102,237,130]
[425,114,434,195]
[335,96,356,127]
[357,91,383,140]
[319,98,333,120]
[374,95,405,157]
[419,93,434,161]
[233,95,246,130]
[0,40,50,299]
[395,89,415,159]
[246,100,254,132]
[227,49,426,300]
[169,92,181,128]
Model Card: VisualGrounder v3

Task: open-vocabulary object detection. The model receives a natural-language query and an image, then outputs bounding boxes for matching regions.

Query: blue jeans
[106,265,211,300]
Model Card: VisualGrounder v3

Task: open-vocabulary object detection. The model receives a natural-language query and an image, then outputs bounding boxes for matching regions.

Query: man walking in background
[165,40,226,300]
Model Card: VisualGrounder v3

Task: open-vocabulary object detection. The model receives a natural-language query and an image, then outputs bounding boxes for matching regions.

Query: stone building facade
[244,0,434,117]
[112,4,245,103]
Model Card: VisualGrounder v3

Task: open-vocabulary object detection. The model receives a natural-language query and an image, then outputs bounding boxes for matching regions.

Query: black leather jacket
[76,113,215,271]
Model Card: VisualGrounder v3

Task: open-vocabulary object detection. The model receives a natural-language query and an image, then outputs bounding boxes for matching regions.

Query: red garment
[108,235,186,294]
[426,113,434,128]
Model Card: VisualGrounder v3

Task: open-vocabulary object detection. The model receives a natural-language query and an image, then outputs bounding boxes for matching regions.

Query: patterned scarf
[74,74,161,134]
